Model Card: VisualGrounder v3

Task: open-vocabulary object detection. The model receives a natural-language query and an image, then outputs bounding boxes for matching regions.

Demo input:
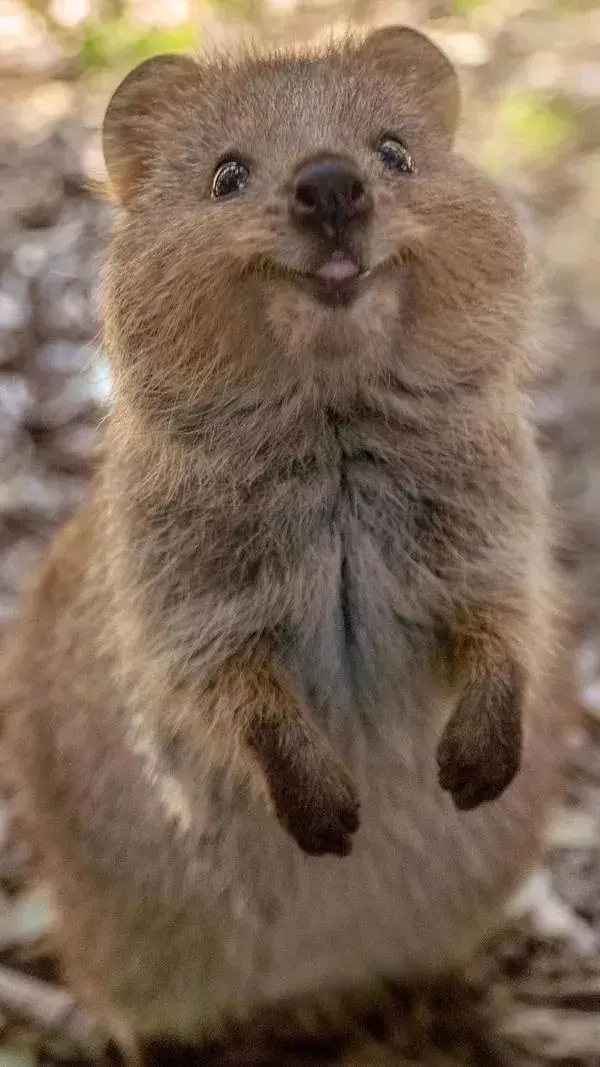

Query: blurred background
[0,1,600,1064]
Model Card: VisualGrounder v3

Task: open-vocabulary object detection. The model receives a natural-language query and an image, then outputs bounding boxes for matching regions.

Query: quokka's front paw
[436,663,523,811]
[271,751,360,857]
[246,699,360,858]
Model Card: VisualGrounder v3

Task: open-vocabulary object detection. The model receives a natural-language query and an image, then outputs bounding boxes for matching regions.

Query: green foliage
[484,89,573,171]
[79,14,199,75]
[206,0,264,18]
[501,91,572,152]
[451,0,491,16]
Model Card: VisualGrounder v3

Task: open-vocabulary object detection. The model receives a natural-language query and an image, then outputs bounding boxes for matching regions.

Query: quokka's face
[103,27,529,407]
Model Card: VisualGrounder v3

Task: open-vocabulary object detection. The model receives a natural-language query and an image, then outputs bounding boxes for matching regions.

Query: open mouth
[312,255,369,306]
[257,252,372,307]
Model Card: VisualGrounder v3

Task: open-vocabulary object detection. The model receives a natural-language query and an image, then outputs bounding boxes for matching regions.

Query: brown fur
[1,27,570,1058]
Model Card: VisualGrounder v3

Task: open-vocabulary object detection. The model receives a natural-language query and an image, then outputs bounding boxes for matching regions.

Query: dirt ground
[0,0,599,1063]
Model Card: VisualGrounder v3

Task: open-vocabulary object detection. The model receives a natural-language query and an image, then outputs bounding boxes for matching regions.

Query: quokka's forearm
[436,602,531,810]
[166,657,360,857]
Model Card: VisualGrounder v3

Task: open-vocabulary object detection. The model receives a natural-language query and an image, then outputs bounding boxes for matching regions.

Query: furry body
[2,29,569,1049]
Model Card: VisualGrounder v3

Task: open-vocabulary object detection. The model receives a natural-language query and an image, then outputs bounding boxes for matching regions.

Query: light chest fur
[114,378,536,727]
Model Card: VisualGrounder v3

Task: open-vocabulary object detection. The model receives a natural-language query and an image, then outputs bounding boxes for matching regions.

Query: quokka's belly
[124,672,563,1042]
[226,542,563,1007]
[239,695,561,1000]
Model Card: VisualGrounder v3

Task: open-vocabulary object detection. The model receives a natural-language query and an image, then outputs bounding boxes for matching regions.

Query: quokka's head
[102,27,532,416]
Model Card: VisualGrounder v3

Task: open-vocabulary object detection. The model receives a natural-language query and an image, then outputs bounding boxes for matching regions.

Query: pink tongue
[316,258,360,282]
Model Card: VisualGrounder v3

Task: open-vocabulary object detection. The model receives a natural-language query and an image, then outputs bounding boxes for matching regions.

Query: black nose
[290,156,372,237]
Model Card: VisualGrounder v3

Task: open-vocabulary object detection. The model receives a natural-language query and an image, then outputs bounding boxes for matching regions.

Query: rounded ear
[102,53,200,206]
[359,26,460,142]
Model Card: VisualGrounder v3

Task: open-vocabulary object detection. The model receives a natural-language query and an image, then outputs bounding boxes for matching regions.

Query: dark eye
[211,159,249,199]
[376,137,414,174]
